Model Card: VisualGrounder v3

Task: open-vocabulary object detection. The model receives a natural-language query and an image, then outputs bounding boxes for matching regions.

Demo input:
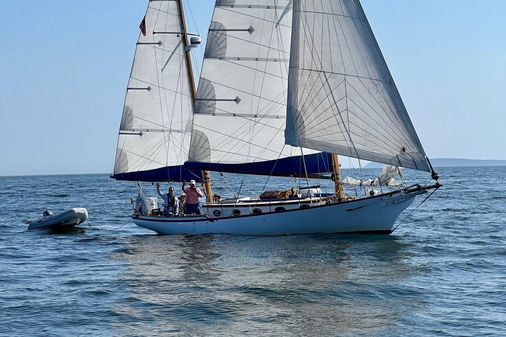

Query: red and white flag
[139,16,146,36]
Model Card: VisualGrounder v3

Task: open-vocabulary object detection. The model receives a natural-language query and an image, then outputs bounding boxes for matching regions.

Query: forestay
[285,0,430,172]
[190,0,322,173]
[113,0,196,181]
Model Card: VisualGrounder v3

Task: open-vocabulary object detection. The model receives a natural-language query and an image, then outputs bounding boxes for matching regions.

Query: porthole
[232,209,241,216]
[274,206,286,212]
[299,204,310,209]
[252,208,262,215]
[213,210,222,217]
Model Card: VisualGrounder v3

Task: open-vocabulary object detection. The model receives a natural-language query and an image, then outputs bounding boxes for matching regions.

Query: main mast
[176,0,213,202]
[331,154,345,202]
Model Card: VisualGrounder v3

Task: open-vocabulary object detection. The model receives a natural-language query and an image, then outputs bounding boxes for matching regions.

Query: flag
[139,16,146,36]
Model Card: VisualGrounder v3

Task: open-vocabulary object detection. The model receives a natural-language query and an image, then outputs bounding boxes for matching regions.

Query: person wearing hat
[156,183,179,215]
[182,179,203,214]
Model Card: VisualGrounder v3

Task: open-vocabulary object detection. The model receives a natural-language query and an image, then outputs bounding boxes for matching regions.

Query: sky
[0,0,505,176]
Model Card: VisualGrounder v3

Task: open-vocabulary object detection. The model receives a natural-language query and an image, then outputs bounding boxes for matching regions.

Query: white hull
[132,190,423,235]
[28,208,89,230]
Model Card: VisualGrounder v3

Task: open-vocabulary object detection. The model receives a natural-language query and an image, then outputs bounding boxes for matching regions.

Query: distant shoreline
[366,158,506,169]
[429,158,506,167]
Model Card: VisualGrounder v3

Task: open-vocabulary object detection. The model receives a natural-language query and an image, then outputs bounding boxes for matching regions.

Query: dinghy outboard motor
[134,193,158,216]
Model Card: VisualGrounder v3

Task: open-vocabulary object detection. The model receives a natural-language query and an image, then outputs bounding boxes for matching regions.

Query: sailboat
[112,0,441,235]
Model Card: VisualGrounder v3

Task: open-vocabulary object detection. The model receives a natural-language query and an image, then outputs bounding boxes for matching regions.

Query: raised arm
[196,187,204,197]
[156,183,164,198]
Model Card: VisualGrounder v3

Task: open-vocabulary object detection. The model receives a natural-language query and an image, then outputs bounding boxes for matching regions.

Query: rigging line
[198,101,285,153]
[250,5,285,162]
[219,58,288,80]
[349,77,408,138]
[162,5,176,174]
[122,139,167,170]
[328,2,360,81]
[261,144,287,193]
[130,75,192,98]
[111,219,133,231]
[202,80,287,108]
[186,0,204,74]
[138,41,188,56]
[291,4,318,111]
[297,79,347,129]
[196,108,283,144]
[166,51,185,180]
[346,79,404,140]
[391,185,440,233]
[205,120,279,160]
[298,14,359,160]
[355,0,423,152]
[296,73,345,117]
[298,10,368,25]
[247,4,265,161]
[219,118,285,164]
[364,77,425,153]
[341,92,409,151]
[301,103,403,154]
[300,147,310,187]
[192,138,281,161]
[214,32,290,55]
[196,109,284,154]
[149,3,179,17]
[219,7,291,29]
[135,134,172,169]
[219,172,238,198]
[342,104,412,154]
[333,0,423,155]
[252,123,286,162]
[215,111,288,163]
[126,135,166,169]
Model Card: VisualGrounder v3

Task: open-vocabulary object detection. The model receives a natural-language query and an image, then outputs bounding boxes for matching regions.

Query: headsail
[112,0,198,182]
[285,0,430,172]
[187,0,328,176]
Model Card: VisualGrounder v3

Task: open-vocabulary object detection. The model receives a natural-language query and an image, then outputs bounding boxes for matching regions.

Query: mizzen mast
[176,0,213,202]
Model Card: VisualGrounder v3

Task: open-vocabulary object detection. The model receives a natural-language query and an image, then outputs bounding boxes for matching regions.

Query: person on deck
[182,180,203,215]
[156,183,179,215]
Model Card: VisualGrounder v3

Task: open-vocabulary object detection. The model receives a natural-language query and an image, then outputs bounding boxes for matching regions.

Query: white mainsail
[190,0,320,166]
[113,0,194,178]
[285,0,430,171]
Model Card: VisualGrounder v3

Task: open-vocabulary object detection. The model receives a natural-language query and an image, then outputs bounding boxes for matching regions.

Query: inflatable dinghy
[28,208,89,230]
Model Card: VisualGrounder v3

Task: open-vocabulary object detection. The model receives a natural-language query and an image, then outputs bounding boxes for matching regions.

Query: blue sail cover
[111,165,203,182]
[112,152,332,181]
[185,152,333,178]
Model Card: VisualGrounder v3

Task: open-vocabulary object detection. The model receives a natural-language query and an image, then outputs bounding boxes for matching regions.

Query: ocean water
[0,167,505,336]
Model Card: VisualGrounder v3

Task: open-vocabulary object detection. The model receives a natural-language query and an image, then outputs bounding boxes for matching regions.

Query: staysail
[187,0,331,177]
[285,0,430,172]
[112,0,198,181]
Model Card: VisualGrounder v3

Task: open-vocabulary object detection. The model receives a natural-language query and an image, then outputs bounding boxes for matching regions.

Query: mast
[331,154,345,202]
[176,0,213,202]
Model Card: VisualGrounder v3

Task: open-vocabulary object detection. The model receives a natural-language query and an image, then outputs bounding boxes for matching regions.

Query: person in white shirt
[156,183,179,215]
